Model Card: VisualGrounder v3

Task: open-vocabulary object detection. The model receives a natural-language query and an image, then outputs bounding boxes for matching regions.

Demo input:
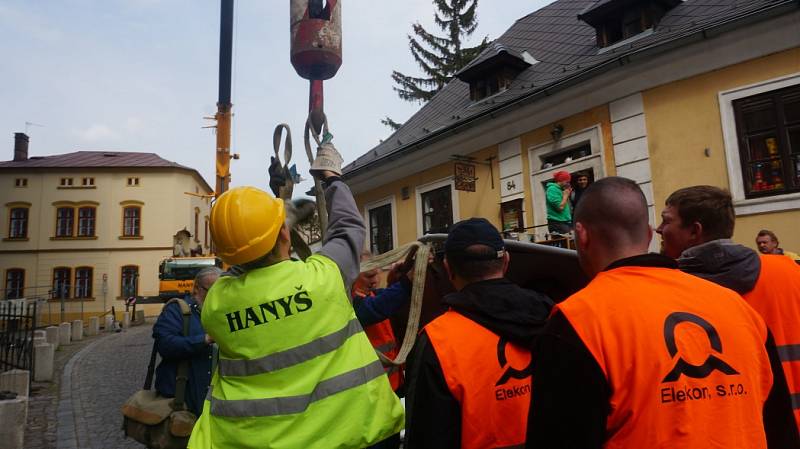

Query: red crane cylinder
[290,0,342,81]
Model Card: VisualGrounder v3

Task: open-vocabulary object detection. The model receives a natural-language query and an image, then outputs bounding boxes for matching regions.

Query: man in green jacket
[546,171,573,235]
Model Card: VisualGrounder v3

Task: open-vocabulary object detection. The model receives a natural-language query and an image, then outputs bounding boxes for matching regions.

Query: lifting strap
[360,241,430,367]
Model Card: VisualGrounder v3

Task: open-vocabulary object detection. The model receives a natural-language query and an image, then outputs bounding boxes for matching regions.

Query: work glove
[285,198,317,228]
[310,132,344,178]
[268,156,287,197]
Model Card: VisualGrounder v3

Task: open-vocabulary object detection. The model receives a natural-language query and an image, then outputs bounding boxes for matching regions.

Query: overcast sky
[1,0,551,195]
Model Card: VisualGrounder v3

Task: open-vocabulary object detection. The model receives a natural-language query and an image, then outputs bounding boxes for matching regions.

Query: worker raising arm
[188,140,404,449]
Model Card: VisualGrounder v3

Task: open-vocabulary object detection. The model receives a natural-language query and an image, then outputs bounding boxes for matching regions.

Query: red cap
[553,171,571,182]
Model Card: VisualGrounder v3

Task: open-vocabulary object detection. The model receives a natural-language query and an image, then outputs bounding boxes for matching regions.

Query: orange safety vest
[743,254,800,429]
[557,266,772,449]
[353,288,403,391]
[425,310,530,449]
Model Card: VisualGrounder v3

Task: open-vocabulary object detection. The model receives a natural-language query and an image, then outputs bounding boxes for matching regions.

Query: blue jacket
[153,297,212,416]
[353,277,412,326]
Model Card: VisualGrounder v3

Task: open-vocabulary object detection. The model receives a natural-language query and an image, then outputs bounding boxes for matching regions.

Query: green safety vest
[188,255,405,449]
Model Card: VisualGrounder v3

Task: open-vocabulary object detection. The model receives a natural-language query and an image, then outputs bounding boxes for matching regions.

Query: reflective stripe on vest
[209,360,385,417]
[558,266,772,448]
[218,318,362,376]
[425,311,530,449]
[189,255,405,449]
[743,255,800,422]
[778,345,800,363]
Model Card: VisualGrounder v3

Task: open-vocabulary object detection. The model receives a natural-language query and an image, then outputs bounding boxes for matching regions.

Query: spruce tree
[383,0,488,130]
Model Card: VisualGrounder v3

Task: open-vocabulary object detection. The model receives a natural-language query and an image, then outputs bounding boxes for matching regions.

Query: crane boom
[215,0,234,199]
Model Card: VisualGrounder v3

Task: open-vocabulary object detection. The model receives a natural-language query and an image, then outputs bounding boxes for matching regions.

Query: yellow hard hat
[210,186,286,265]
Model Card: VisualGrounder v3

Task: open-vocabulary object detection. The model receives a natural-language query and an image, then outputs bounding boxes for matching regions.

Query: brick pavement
[59,324,152,449]
[24,328,100,449]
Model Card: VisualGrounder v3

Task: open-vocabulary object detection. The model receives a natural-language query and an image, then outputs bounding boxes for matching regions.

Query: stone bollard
[33,330,46,340]
[0,395,27,449]
[58,322,71,346]
[71,320,84,342]
[0,369,30,398]
[34,343,54,382]
[33,336,47,347]
[135,309,146,324]
[86,316,99,336]
[45,326,60,350]
[104,314,114,332]
[122,312,131,329]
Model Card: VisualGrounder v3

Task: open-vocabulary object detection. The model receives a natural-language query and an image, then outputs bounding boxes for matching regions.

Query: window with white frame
[363,197,397,255]
[415,178,459,237]
[369,203,393,254]
[720,73,800,215]
[421,185,453,235]
[529,126,605,234]
[732,84,800,198]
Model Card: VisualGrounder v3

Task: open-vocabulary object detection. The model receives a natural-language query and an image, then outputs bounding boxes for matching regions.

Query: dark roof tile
[344,0,786,174]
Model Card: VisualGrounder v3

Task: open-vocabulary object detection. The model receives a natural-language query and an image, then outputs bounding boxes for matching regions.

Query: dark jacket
[404,278,553,449]
[153,297,212,416]
[677,239,761,294]
[353,277,413,326]
[526,254,799,449]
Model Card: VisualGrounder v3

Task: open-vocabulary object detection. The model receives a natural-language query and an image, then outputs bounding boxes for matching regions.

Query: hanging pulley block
[290,0,342,81]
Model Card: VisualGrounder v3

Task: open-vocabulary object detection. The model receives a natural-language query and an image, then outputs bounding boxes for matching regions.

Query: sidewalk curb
[55,334,111,449]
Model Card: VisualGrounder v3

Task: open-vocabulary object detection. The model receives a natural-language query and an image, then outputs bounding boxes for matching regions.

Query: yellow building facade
[0,136,212,324]
[345,2,800,255]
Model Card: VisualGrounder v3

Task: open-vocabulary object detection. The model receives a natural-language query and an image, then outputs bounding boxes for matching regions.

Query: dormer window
[579,0,679,48]
[469,69,519,102]
[456,43,531,102]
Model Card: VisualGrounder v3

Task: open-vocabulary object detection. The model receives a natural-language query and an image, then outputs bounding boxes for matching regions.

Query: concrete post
[45,326,59,350]
[33,330,46,340]
[71,320,83,341]
[86,316,99,336]
[104,314,114,332]
[0,396,27,449]
[122,312,131,329]
[58,322,71,346]
[135,309,146,324]
[33,336,47,347]
[0,370,29,398]
[34,343,54,382]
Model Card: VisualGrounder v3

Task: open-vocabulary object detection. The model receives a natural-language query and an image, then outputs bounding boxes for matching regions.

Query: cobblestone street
[67,324,152,448]
[25,323,153,449]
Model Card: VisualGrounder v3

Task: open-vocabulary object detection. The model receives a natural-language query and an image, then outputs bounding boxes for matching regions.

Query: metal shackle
[289,0,343,81]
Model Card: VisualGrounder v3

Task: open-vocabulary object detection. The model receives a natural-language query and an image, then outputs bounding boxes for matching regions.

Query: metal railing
[0,300,37,391]
[502,223,576,250]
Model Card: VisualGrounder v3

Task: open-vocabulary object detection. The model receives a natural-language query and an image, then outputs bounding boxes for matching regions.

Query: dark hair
[757,229,778,243]
[574,176,650,246]
[665,186,735,240]
[445,244,504,282]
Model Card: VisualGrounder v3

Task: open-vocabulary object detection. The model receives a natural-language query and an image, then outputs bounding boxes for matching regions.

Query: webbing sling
[360,241,430,367]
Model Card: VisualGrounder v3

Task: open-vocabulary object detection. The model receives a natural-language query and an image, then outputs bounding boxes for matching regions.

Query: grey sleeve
[318,179,365,289]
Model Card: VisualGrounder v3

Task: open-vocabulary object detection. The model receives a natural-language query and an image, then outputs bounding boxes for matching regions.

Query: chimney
[14,133,29,161]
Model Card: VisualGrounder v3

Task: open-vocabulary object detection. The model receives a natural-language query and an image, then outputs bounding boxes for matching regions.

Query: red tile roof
[0,150,212,192]
[0,150,193,170]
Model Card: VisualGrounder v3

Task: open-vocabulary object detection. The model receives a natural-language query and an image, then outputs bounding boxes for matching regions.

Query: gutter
[343,0,799,181]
